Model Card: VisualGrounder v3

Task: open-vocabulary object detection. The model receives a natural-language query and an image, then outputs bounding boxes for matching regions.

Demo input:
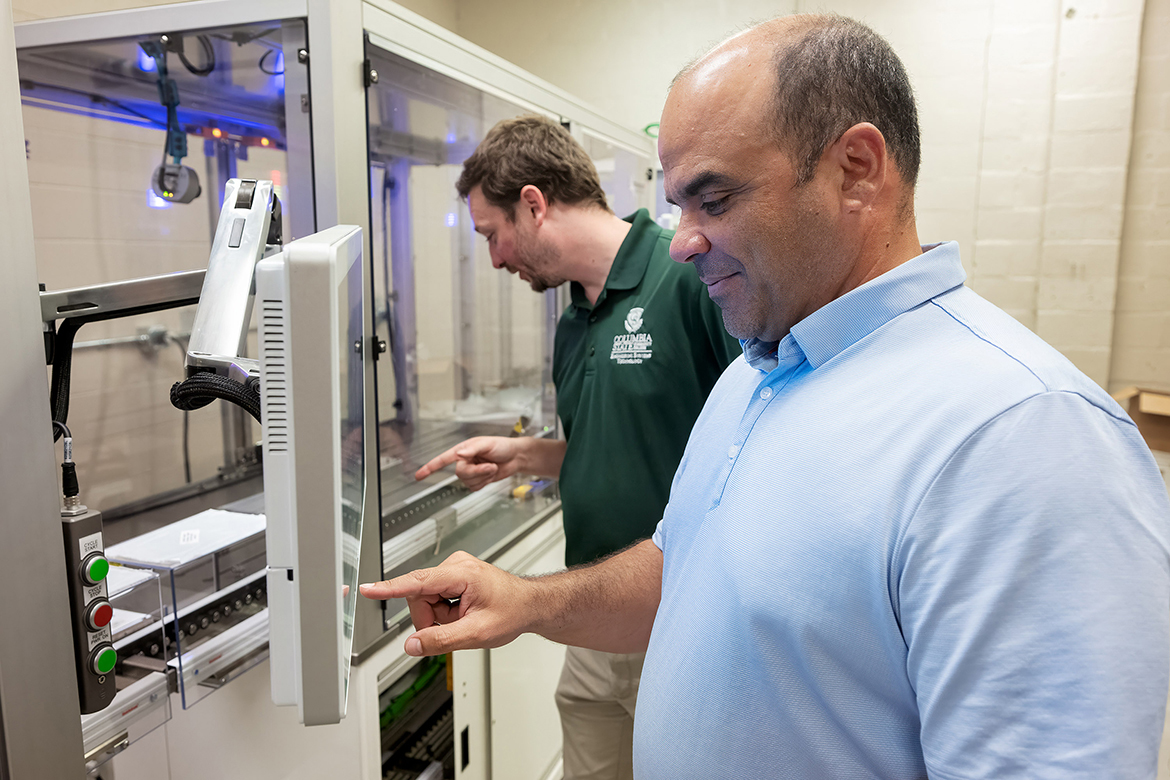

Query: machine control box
[62,508,117,714]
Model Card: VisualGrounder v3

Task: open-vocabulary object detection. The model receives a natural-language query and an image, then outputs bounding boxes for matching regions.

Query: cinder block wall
[453,0,1169,395]
[1111,0,1170,392]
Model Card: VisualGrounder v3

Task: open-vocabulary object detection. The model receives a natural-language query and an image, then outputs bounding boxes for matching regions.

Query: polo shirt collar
[569,209,656,309]
[742,241,966,372]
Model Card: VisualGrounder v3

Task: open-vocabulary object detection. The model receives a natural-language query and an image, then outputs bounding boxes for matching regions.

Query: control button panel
[62,509,117,714]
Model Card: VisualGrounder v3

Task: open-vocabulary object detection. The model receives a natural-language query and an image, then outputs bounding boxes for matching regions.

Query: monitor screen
[258,224,366,726]
[338,230,364,690]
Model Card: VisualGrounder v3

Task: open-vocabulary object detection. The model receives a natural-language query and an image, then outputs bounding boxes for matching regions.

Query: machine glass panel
[17,19,309,514]
[365,44,561,629]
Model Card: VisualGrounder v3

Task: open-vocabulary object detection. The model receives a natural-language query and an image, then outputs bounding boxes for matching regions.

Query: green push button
[90,646,117,676]
[82,555,109,585]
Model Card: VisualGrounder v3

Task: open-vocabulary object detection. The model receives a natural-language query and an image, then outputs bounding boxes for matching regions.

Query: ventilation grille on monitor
[261,298,289,452]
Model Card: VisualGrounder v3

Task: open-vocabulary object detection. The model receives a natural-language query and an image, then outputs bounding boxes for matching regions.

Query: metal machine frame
[0,2,87,777]
[6,1,656,775]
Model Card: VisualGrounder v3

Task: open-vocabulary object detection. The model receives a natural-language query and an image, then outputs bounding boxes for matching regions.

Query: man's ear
[828,123,887,213]
[518,184,549,226]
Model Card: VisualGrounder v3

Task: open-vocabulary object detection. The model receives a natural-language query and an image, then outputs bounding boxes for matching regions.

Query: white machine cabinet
[12,0,652,777]
[106,509,566,780]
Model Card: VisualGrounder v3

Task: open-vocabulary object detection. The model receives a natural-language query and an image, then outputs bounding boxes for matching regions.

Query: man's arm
[359,539,662,656]
[902,392,1170,778]
[415,435,566,490]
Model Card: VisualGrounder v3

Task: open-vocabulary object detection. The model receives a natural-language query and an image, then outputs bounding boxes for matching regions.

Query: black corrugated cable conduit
[170,373,263,423]
[46,292,201,441]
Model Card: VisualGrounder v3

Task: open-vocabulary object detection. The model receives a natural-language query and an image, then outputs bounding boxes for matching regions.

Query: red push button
[85,600,113,631]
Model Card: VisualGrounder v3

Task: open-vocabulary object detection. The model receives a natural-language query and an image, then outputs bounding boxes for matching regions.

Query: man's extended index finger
[359,566,469,601]
[414,445,463,481]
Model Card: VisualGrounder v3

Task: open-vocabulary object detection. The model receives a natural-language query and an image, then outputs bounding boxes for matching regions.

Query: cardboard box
[1112,387,1170,453]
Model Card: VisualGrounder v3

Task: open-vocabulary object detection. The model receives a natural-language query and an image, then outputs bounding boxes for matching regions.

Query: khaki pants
[554,646,645,780]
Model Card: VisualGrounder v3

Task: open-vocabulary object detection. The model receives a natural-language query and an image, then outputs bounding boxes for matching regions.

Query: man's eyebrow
[664,170,733,206]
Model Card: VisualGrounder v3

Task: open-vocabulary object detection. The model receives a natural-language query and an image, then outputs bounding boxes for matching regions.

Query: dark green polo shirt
[553,209,741,567]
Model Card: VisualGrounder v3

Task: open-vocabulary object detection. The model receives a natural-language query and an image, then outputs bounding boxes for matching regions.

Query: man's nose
[669,215,712,264]
[490,250,506,270]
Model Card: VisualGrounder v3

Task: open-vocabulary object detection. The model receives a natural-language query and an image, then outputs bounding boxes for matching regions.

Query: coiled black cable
[170,372,262,423]
[177,35,216,77]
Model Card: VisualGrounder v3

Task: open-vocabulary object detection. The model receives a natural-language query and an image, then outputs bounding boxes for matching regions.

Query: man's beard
[514,233,566,292]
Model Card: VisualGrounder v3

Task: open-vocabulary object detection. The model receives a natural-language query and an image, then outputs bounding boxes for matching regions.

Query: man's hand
[414,436,526,491]
[359,551,532,656]
[361,540,663,656]
[415,436,565,489]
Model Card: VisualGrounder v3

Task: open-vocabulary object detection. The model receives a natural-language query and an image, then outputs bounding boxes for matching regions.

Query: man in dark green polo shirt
[414,114,738,780]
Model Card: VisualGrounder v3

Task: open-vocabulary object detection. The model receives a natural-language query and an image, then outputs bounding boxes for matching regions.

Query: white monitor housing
[257,224,365,726]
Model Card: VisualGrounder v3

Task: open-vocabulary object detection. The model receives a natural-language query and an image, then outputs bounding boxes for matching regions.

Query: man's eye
[700,197,729,216]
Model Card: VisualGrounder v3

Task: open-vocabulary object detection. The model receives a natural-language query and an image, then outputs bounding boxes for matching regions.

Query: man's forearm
[524,539,662,653]
[519,437,567,479]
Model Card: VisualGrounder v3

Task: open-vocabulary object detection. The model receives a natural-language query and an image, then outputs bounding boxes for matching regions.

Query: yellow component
[512,420,525,435]
[512,484,534,500]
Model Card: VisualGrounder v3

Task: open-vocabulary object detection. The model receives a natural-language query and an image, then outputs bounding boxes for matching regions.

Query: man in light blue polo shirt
[362,13,1170,778]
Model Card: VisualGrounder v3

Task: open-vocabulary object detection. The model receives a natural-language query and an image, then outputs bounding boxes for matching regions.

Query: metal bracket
[40,270,205,323]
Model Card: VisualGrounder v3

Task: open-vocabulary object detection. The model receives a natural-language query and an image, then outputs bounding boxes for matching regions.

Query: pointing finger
[414,446,463,480]
[359,566,468,602]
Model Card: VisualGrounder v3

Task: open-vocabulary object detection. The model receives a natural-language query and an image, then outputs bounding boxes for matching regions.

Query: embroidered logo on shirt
[625,307,644,333]
[612,307,653,364]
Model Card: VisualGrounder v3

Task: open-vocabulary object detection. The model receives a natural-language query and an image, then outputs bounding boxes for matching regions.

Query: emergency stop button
[80,553,109,585]
[89,645,116,676]
[85,600,113,631]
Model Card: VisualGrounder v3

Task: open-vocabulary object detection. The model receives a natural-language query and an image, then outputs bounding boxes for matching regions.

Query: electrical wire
[52,420,72,442]
[177,35,215,77]
[258,48,284,76]
[171,337,192,484]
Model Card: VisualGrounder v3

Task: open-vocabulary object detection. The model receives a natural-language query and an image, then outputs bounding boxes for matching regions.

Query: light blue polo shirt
[637,242,1170,779]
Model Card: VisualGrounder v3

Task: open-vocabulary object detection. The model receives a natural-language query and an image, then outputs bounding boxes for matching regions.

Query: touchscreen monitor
[257,224,365,726]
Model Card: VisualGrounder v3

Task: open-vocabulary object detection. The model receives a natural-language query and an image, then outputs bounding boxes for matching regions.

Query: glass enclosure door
[18,19,310,517]
[365,44,560,627]
[17,18,310,711]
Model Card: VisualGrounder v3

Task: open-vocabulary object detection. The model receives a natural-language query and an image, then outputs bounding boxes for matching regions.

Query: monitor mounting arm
[169,178,283,421]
